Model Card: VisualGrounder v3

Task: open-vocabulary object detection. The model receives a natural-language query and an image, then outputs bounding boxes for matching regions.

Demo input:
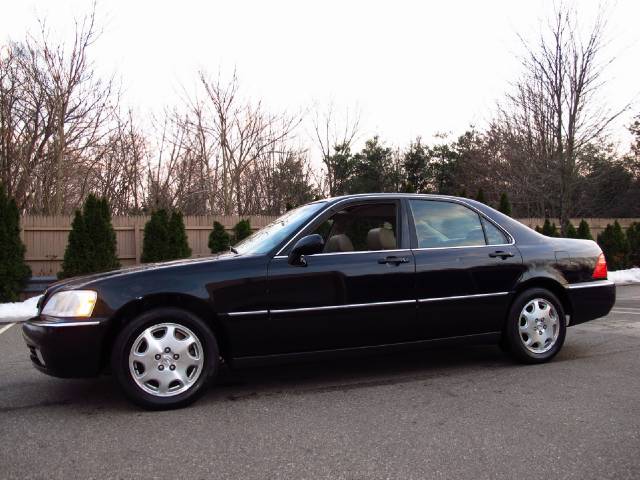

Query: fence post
[134,220,141,264]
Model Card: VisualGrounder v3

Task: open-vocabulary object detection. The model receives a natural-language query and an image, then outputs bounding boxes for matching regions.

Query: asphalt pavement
[1,286,639,480]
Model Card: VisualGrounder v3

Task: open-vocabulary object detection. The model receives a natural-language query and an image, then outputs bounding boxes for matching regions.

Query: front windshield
[234,202,327,255]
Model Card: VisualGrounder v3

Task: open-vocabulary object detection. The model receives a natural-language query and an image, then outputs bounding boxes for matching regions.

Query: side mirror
[288,234,324,266]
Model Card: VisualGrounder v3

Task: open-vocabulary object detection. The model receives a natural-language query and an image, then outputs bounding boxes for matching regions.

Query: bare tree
[84,109,147,214]
[41,12,117,213]
[0,4,118,214]
[311,102,360,196]
[493,4,629,230]
[0,41,56,211]
[199,71,301,214]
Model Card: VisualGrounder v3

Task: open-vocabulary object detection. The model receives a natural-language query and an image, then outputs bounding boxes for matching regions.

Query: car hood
[44,252,238,295]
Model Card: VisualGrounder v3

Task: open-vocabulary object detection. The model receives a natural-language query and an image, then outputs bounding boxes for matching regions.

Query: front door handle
[489,250,514,259]
[378,256,410,265]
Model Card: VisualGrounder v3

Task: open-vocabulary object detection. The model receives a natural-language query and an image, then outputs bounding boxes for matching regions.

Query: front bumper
[22,316,110,378]
[566,279,616,326]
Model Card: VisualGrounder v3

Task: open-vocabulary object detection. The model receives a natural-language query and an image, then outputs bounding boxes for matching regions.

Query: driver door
[263,199,416,356]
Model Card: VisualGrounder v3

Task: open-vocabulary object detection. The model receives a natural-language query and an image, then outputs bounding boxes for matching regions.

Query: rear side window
[482,217,509,245]
[409,200,485,248]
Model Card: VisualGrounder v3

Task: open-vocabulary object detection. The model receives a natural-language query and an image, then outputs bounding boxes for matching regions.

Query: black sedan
[22,194,616,408]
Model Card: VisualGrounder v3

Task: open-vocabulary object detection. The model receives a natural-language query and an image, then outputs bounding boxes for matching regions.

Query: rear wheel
[111,308,219,409]
[503,288,566,364]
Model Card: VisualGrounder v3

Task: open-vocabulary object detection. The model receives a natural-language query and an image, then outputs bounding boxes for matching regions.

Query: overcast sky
[1,0,639,152]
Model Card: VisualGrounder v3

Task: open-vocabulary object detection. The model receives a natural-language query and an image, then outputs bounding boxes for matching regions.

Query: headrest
[367,227,396,250]
[325,234,354,253]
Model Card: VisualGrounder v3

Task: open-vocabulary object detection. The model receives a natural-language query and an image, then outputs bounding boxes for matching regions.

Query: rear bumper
[566,280,616,326]
[22,317,109,378]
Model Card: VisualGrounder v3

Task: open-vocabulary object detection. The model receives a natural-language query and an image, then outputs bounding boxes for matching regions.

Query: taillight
[592,253,608,279]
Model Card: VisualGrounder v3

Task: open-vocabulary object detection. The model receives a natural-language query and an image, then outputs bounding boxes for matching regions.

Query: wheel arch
[102,293,231,370]
[510,276,573,323]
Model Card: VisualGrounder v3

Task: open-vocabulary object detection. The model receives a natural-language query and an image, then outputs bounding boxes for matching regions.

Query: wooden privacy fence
[518,218,640,238]
[21,215,277,277]
[19,215,640,277]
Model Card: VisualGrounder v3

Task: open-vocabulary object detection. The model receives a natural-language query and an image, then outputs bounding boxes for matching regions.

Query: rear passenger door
[408,199,524,339]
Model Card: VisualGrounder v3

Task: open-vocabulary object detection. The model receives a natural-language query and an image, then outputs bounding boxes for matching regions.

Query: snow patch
[609,268,640,286]
[0,295,41,324]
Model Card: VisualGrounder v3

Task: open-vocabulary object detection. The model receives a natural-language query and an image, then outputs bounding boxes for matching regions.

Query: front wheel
[111,308,219,409]
[503,288,566,364]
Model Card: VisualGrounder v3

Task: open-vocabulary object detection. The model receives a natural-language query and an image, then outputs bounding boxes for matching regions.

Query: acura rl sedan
[23,194,616,408]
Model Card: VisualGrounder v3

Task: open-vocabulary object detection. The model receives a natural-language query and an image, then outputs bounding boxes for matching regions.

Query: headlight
[41,290,97,318]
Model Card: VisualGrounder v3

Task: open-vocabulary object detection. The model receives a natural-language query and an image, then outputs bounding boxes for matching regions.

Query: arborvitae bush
[0,185,31,301]
[141,209,171,263]
[626,222,640,267]
[564,221,578,238]
[597,221,630,270]
[498,193,512,216]
[209,221,230,253]
[576,219,593,240]
[168,210,191,259]
[82,194,101,273]
[475,188,486,204]
[59,210,89,279]
[538,218,559,237]
[59,195,119,279]
[92,197,120,272]
[233,219,252,244]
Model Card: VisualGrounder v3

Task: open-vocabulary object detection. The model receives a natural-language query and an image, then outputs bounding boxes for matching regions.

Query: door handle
[378,256,410,265]
[489,250,514,259]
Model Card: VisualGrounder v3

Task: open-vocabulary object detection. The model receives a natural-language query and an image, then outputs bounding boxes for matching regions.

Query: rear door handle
[378,256,410,265]
[489,250,514,259]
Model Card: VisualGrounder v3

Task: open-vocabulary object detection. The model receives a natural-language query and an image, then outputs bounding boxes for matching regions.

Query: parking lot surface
[1,286,639,479]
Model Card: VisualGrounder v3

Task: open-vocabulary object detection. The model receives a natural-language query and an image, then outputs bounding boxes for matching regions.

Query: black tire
[503,288,566,364]
[111,308,219,410]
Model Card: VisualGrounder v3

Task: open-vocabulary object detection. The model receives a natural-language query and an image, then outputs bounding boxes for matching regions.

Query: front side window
[409,200,485,248]
[311,203,398,253]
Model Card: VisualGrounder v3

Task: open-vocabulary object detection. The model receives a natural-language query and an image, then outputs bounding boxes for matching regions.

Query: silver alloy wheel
[129,323,204,397]
[518,298,560,354]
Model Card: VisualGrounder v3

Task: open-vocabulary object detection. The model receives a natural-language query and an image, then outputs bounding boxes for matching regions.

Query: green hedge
[59,195,119,279]
[0,185,31,300]
[232,219,252,244]
[209,221,230,253]
[141,209,192,263]
[597,221,629,270]
[626,222,640,267]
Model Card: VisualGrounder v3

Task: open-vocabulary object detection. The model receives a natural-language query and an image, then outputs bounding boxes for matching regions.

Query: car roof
[322,192,471,205]
[326,192,459,200]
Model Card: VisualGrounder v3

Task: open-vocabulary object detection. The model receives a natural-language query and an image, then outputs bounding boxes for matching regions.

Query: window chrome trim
[418,291,510,303]
[28,320,101,327]
[273,248,411,260]
[411,242,514,252]
[565,280,614,290]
